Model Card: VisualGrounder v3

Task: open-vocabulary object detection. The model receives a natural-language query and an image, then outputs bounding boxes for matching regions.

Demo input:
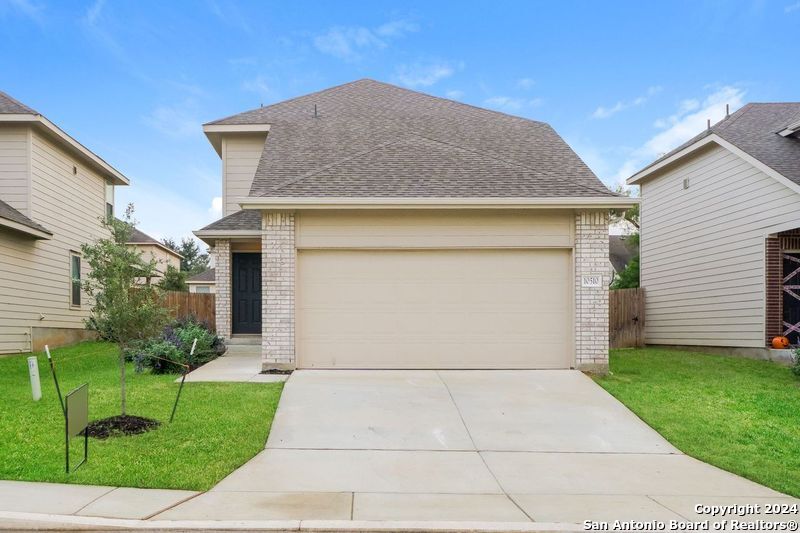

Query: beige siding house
[629,103,800,353]
[195,79,634,372]
[127,227,182,277]
[0,91,129,354]
[187,268,216,293]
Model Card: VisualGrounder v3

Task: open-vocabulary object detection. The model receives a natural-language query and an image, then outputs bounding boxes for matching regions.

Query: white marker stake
[28,355,41,401]
[190,338,197,357]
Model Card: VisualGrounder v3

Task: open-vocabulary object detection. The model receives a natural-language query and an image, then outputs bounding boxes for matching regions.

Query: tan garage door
[297,249,572,369]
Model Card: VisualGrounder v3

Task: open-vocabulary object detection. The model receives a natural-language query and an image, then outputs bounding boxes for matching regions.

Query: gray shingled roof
[127,227,161,244]
[0,198,52,236]
[208,79,616,199]
[609,235,638,273]
[0,91,37,114]
[635,103,800,186]
[187,268,215,283]
[199,209,261,231]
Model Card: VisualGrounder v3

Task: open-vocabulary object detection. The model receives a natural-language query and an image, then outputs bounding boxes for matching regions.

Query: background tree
[610,185,640,289]
[82,205,170,415]
[162,237,210,275]
[158,265,188,291]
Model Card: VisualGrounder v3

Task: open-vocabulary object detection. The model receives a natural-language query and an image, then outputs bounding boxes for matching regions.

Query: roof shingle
[0,91,38,115]
[0,198,52,236]
[208,79,616,199]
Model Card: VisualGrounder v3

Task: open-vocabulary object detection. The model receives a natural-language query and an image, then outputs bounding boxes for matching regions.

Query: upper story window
[70,253,81,307]
[105,182,114,221]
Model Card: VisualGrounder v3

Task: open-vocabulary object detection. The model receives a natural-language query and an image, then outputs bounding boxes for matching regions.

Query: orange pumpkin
[772,336,790,349]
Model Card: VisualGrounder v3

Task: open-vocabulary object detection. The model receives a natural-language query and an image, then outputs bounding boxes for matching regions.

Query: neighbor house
[628,103,800,353]
[186,268,216,293]
[0,91,129,354]
[127,227,182,277]
[195,79,634,371]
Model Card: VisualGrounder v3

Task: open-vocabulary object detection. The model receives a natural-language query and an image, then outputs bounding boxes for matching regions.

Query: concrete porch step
[227,335,261,346]
[225,344,260,356]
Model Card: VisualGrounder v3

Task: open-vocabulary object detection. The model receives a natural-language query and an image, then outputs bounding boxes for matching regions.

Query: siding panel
[641,144,800,348]
[223,134,266,216]
[0,125,30,215]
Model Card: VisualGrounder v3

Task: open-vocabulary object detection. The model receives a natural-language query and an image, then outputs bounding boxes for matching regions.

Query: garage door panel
[298,249,572,369]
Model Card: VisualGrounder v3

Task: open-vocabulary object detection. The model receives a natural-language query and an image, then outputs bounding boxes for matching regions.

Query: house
[0,91,129,354]
[126,227,182,277]
[609,234,638,278]
[194,79,634,371]
[186,268,216,293]
[628,103,800,354]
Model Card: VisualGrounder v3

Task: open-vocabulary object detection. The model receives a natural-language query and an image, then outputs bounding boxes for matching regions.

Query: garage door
[297,249,572,369]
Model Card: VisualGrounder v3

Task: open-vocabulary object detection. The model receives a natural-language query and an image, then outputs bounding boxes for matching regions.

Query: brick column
[575,210,610,372]
[765,236,782,345]
[213,239,231,339]
[262,211,296,370]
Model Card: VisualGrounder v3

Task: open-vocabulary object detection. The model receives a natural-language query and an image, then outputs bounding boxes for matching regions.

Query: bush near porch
[0,341,282,491]
[596,348,800,498]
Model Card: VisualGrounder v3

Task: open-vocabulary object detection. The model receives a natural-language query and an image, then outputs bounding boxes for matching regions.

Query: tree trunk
[119,344,126,415]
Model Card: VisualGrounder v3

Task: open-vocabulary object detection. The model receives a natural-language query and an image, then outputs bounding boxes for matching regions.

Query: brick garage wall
[213,239,231,339]
[575,210,610,371]
[262,212,296,369]
[765,236,781,345]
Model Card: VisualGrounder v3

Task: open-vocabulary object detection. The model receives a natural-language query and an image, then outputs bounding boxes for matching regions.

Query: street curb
[0,511,583,532]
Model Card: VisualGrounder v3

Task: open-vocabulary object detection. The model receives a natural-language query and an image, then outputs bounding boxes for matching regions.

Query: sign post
[65,383,89,473]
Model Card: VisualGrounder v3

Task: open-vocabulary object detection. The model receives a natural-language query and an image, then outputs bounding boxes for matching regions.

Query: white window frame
[70,252,82,308]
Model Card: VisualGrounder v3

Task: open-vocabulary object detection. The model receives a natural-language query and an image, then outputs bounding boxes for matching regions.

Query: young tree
[158,265,188,291]
[82,205,170,415]
[162,237,210,275]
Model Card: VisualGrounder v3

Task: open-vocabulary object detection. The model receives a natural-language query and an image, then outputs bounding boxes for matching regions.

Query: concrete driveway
[158,370,794,523]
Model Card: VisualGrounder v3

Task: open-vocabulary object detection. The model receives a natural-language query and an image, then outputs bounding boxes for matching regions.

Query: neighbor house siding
[222,134,266,217]
[641,143,800,348]
[0,128,108,353]
[131,243,181,276]
[0,125,30,215]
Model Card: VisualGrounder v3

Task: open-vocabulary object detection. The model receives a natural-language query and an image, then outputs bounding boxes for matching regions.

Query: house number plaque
[581,274,602,288]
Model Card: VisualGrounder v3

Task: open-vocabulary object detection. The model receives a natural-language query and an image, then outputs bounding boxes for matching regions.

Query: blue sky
[1,0,798,242]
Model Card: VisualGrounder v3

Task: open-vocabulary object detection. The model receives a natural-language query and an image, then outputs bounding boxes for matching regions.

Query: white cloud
[0,0,44,22]
[116,181,219,247]
[242,75,273,100]
[610,85,745,186]
[393,62,455,88]
[445,89,464,100]
[786,1,800,12]
[209,196,222,218]
[143,103,201,138]
[483,96,543,112]
[314,19,418,61]
[517,78,536,90]
[591,86,662,119]
[84,0,104,26]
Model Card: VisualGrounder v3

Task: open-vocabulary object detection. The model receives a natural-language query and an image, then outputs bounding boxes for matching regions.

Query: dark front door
[783,253,800,345]
[232,253,261,334]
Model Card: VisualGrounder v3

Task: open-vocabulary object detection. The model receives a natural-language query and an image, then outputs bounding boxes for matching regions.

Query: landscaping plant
[793,346,800,377]
[128,317,225,374]
[81,204,170,423]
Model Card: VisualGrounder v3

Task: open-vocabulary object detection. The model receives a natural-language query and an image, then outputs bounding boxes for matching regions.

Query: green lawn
[0,341,283,491]
[596,348,800,498]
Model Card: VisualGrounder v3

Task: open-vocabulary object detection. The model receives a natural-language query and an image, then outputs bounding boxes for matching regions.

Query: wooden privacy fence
[609,287,645,348]
[162,291,216,331]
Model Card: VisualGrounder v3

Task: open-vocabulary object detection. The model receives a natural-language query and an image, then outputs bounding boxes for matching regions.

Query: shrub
[127,316,226,374]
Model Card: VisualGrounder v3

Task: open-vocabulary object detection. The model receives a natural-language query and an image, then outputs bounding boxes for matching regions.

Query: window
[70,253,81,307]
[105,182,114,221]
[195,286,211,294]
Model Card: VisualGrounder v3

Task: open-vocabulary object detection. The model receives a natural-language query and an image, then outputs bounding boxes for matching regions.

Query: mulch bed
[86,415,160,439]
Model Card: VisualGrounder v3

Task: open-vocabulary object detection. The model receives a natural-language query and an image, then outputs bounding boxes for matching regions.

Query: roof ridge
[205,79,371,126]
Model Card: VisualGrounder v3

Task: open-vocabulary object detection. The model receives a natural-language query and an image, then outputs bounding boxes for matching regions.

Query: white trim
[126,241,184,259]
[0,217,52,239]
[193,229,262,237]
[0,114,130,185]
[628,133,800,197]
[186,279,216,285]
[203,124,271,134]
[237,196,638,210]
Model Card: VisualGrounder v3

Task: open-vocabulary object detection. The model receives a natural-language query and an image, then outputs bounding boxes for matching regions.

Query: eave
[0,113,130,186]
[0,217,53,239]
[237,196,639,211]
[202,123,271,156]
